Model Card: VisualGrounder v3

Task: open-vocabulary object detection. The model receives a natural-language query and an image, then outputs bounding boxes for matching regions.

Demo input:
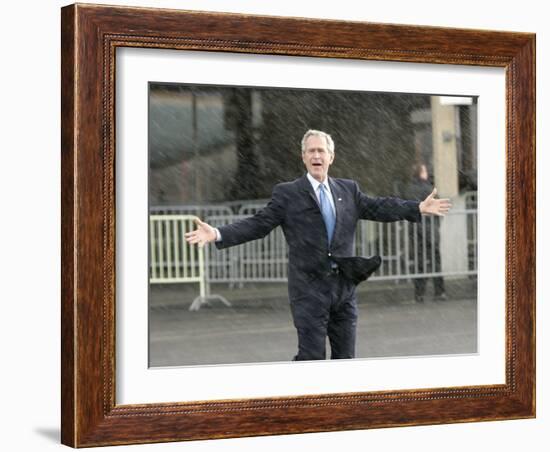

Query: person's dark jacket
[216,174,421,300]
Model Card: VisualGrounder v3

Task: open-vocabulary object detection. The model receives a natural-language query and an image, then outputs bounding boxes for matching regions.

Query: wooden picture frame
[61,3,535,447]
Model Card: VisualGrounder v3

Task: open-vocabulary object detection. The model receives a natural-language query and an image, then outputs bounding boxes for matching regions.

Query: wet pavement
[149,279,477,367]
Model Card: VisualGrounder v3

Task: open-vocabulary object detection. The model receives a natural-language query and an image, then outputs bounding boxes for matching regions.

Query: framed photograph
[61,3,535,447]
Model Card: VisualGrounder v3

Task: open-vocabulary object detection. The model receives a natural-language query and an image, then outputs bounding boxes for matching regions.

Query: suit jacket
[216,174,421,300]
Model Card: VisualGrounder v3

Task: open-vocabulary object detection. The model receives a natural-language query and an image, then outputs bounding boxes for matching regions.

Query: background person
[404,163,448,302]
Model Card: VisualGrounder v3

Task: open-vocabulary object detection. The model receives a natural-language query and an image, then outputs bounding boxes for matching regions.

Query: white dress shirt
[306,172,336,215]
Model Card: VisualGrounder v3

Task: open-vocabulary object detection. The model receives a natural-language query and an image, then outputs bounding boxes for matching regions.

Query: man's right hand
[184,218,217,247]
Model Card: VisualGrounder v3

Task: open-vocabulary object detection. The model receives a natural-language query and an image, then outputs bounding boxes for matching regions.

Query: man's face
[302,135,334,182]
[419,164,428,181]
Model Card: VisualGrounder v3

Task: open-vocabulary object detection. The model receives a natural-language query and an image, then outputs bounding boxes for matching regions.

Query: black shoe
[415,295,424,303]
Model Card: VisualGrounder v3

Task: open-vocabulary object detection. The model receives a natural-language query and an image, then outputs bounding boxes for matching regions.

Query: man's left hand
[419,188,452,216]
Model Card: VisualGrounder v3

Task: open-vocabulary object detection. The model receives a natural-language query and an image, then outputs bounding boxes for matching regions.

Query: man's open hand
[184,218,217,247]
[419,188,452,216]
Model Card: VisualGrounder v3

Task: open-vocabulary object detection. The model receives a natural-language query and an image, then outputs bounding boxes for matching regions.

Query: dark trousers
[410,222,445,297]
[290,272,358,361]
[414,274,445,297]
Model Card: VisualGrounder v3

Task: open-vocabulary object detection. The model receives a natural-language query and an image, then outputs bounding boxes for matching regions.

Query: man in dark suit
[185,130,451,361]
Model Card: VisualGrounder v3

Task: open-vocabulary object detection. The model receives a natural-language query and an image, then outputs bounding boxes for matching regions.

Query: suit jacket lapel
[298,174,321,210]
[329,177,343,242]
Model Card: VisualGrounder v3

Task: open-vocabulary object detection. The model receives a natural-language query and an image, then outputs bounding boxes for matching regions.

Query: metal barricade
[150,204,233,218]
[150,209,478,303]
[149,214,230,310]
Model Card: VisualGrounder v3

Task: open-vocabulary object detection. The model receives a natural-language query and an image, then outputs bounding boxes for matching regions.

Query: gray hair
[301,129,335,155]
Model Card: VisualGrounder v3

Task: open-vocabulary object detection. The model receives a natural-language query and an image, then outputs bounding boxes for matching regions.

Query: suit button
[328,253,332,256]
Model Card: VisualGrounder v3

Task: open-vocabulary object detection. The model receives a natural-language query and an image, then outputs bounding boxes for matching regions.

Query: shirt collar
[306,172,330,192]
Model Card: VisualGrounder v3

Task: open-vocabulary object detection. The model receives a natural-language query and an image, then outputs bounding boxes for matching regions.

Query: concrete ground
[149,278,477,367]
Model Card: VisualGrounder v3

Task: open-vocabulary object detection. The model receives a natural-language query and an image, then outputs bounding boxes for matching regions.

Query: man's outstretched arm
[184,185,287,249]
[357,183,451,222]
[184,218,217,247]
[418,188,452,216]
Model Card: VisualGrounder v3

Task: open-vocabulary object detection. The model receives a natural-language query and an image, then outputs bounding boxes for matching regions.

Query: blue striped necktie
[319,184,335,244]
